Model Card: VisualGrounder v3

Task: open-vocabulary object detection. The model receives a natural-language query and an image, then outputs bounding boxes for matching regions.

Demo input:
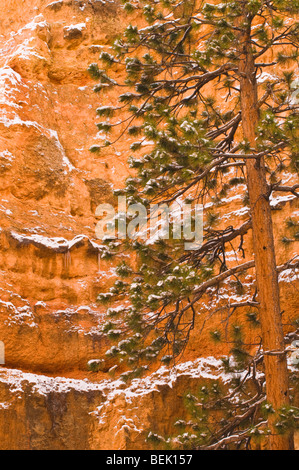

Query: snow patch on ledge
[0,357,226,400]
[0,66,74,173]
[10,232,103,253]
[91,356,234,423]
[17,15,49,36]
[0,300,37,329]
[0,66,25,91]
[0,112,75,173]
[279,267,299,284]
[64,23,86,32]
[270,193,297,208]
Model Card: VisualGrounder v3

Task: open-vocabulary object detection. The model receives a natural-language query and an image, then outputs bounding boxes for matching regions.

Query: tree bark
[238,15,294,450]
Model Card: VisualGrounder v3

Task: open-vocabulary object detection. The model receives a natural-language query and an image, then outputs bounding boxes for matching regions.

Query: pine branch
[272,184,299,198]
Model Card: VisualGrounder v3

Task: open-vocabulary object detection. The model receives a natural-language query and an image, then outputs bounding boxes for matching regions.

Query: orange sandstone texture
[0,0,298,449]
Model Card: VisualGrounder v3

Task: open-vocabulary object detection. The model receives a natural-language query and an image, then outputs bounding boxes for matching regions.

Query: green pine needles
[88,0,299,449]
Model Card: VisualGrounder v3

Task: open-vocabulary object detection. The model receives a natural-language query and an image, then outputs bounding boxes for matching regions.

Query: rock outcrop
[0,0,298,450]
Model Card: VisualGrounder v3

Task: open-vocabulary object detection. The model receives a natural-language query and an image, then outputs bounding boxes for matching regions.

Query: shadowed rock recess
[0,0,298,450]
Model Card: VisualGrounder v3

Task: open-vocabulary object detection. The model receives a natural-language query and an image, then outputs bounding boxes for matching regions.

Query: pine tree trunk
[238,22,294,451]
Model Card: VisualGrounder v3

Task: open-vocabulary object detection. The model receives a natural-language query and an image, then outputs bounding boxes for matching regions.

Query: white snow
[0,402,10,410]
[0,357,233,404]
[0,150,14,162]
[0,94,75,174]
[0,66,24,90]
[48,129,75,172]
[16,15,49,36]
[9,38,48,62]
[279,268,298,283]
[0,300,37,329]
[64,23,86,33]
[270,193,297,207]
[257,72,278,84]
[10,232,103,253]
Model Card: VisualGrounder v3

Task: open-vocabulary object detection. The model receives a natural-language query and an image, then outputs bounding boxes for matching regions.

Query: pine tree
[89,0,299,450]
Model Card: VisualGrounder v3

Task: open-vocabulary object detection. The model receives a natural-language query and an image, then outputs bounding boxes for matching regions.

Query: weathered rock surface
[0,0,298,450]
[0,358,239,450]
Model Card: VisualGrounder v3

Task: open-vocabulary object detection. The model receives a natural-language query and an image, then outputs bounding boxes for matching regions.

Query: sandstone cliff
[0,0,298,450]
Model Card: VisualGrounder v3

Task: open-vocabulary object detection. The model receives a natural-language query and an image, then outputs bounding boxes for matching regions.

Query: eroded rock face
[0,0,298,450]
[0,0,132,447]
[0,0,126,375]
[0,359,233,450]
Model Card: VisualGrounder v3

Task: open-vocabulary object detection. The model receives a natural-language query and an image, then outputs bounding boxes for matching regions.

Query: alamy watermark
[95,197,203,250]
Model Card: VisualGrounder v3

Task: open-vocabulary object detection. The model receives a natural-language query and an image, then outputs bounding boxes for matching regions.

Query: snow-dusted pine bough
[89,0,299,449]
